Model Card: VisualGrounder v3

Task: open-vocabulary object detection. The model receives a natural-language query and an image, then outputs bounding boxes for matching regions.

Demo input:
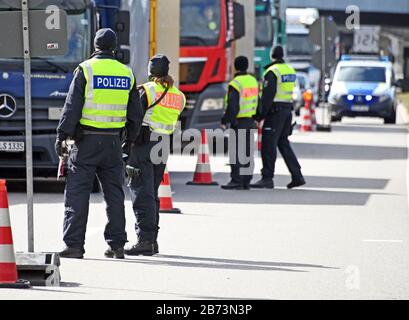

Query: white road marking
[362,240,403,243]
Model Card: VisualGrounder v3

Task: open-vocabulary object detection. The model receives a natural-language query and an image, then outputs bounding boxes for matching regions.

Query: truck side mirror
[116,48,130,65]
[232,2,245,41]
[115,11,130,46]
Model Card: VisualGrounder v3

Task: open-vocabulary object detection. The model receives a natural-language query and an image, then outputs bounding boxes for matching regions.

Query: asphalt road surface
[1,118,409,299]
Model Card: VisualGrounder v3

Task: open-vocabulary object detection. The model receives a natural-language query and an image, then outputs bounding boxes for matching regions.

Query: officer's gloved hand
[55,139,64,157]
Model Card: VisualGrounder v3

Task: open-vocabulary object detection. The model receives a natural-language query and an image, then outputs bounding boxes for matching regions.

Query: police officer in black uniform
[123,55,185,256]
[251,46,306,189]
[55,29,144,259]
[221,56,258,190]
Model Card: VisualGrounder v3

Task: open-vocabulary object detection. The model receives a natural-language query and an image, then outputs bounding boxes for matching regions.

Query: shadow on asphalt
[83,254,337,273]
[169,172,390,206]
[333,124,408,134]
[7,173,391,207]
[173,173,389,190]
[292,142,407,160]
[29,282,84,294]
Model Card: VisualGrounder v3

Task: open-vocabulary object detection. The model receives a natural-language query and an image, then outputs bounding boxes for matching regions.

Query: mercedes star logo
[0,94,17,119]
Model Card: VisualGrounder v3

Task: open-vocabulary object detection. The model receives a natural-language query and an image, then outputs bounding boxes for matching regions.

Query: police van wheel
[384,109,396,124]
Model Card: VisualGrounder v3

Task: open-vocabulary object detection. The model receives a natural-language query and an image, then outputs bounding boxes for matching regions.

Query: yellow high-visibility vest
[142,82,186,135]
[79,58,134,129]
[264,63,296,103]
[228,74,259,118]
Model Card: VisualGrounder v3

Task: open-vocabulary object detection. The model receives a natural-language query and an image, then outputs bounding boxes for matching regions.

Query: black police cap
[94,28,117,51]
[149,54,170,77]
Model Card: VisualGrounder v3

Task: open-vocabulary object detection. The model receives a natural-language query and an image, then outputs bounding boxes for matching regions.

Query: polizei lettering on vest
[94,76,131,90]
[156,92,183,110]
[281,74,296,83]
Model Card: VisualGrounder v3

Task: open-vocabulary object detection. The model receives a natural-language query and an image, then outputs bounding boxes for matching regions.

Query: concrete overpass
[282,0,409,27]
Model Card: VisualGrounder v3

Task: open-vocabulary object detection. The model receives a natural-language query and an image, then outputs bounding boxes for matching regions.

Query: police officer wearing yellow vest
[251,46,306,189]
[124,55,186,256]
[55,29,144,259]
[221,56,259,190]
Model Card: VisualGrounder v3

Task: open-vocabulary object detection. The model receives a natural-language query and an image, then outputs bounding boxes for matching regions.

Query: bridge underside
[283,0,409,27]
[319,10,409,28]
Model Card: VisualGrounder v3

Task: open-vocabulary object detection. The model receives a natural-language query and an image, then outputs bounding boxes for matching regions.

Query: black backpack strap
[148,85,169,109]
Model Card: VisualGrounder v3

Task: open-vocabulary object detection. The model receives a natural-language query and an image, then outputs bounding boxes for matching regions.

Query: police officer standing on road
[251,46,306,189]
[55,28,144,259]
[123,55,186,256]
[221,56,259,190]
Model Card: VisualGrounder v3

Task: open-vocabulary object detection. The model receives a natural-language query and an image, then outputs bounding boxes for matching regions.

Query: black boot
[59,247,84,259]
[221,181,246,190]
[250,179,275,189]
[287,176,306,189]
[154,241,159,254]
[104,247,125,259]
[125,241,155,256]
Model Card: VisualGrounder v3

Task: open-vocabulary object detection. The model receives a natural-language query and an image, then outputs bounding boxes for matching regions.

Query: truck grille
[180,62,205,85]
[0,98,62,135]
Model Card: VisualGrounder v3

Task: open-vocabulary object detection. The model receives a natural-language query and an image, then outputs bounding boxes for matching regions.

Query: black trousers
[128,139,167,243]
[230,118,256,186]
[63,134,127,250]
[261,108,302,180]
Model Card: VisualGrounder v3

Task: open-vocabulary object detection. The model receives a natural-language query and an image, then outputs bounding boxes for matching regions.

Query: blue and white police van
[328,55,398,124]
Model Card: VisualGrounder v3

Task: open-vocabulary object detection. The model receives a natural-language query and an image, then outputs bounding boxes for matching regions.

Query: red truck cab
[179,0,245,129]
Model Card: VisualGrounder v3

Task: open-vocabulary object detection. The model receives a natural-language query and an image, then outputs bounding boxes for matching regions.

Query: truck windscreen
[287,34,314,56]
[255,14,273,47]
[0,0,88,12]
[0,11,91,72]
[180,0,221,47]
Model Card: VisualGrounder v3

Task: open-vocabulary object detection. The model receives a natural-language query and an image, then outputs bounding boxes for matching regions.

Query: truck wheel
[384,109,396,124]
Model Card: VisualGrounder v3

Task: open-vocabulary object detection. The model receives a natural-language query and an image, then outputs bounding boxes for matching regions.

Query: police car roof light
[341,54,390,62]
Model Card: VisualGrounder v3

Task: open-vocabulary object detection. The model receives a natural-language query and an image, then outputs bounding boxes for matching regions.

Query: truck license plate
[351,105,369,112]
[0,141,25,152]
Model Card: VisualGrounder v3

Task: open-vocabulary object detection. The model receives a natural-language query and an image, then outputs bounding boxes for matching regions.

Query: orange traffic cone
[159,168,181,214]
[300,107,312,132]
[300,91,313,132]
[0,180,30,289]
[187,129,218,186]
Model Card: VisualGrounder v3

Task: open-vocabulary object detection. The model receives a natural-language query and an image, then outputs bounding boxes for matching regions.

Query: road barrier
[0,180,31,289]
